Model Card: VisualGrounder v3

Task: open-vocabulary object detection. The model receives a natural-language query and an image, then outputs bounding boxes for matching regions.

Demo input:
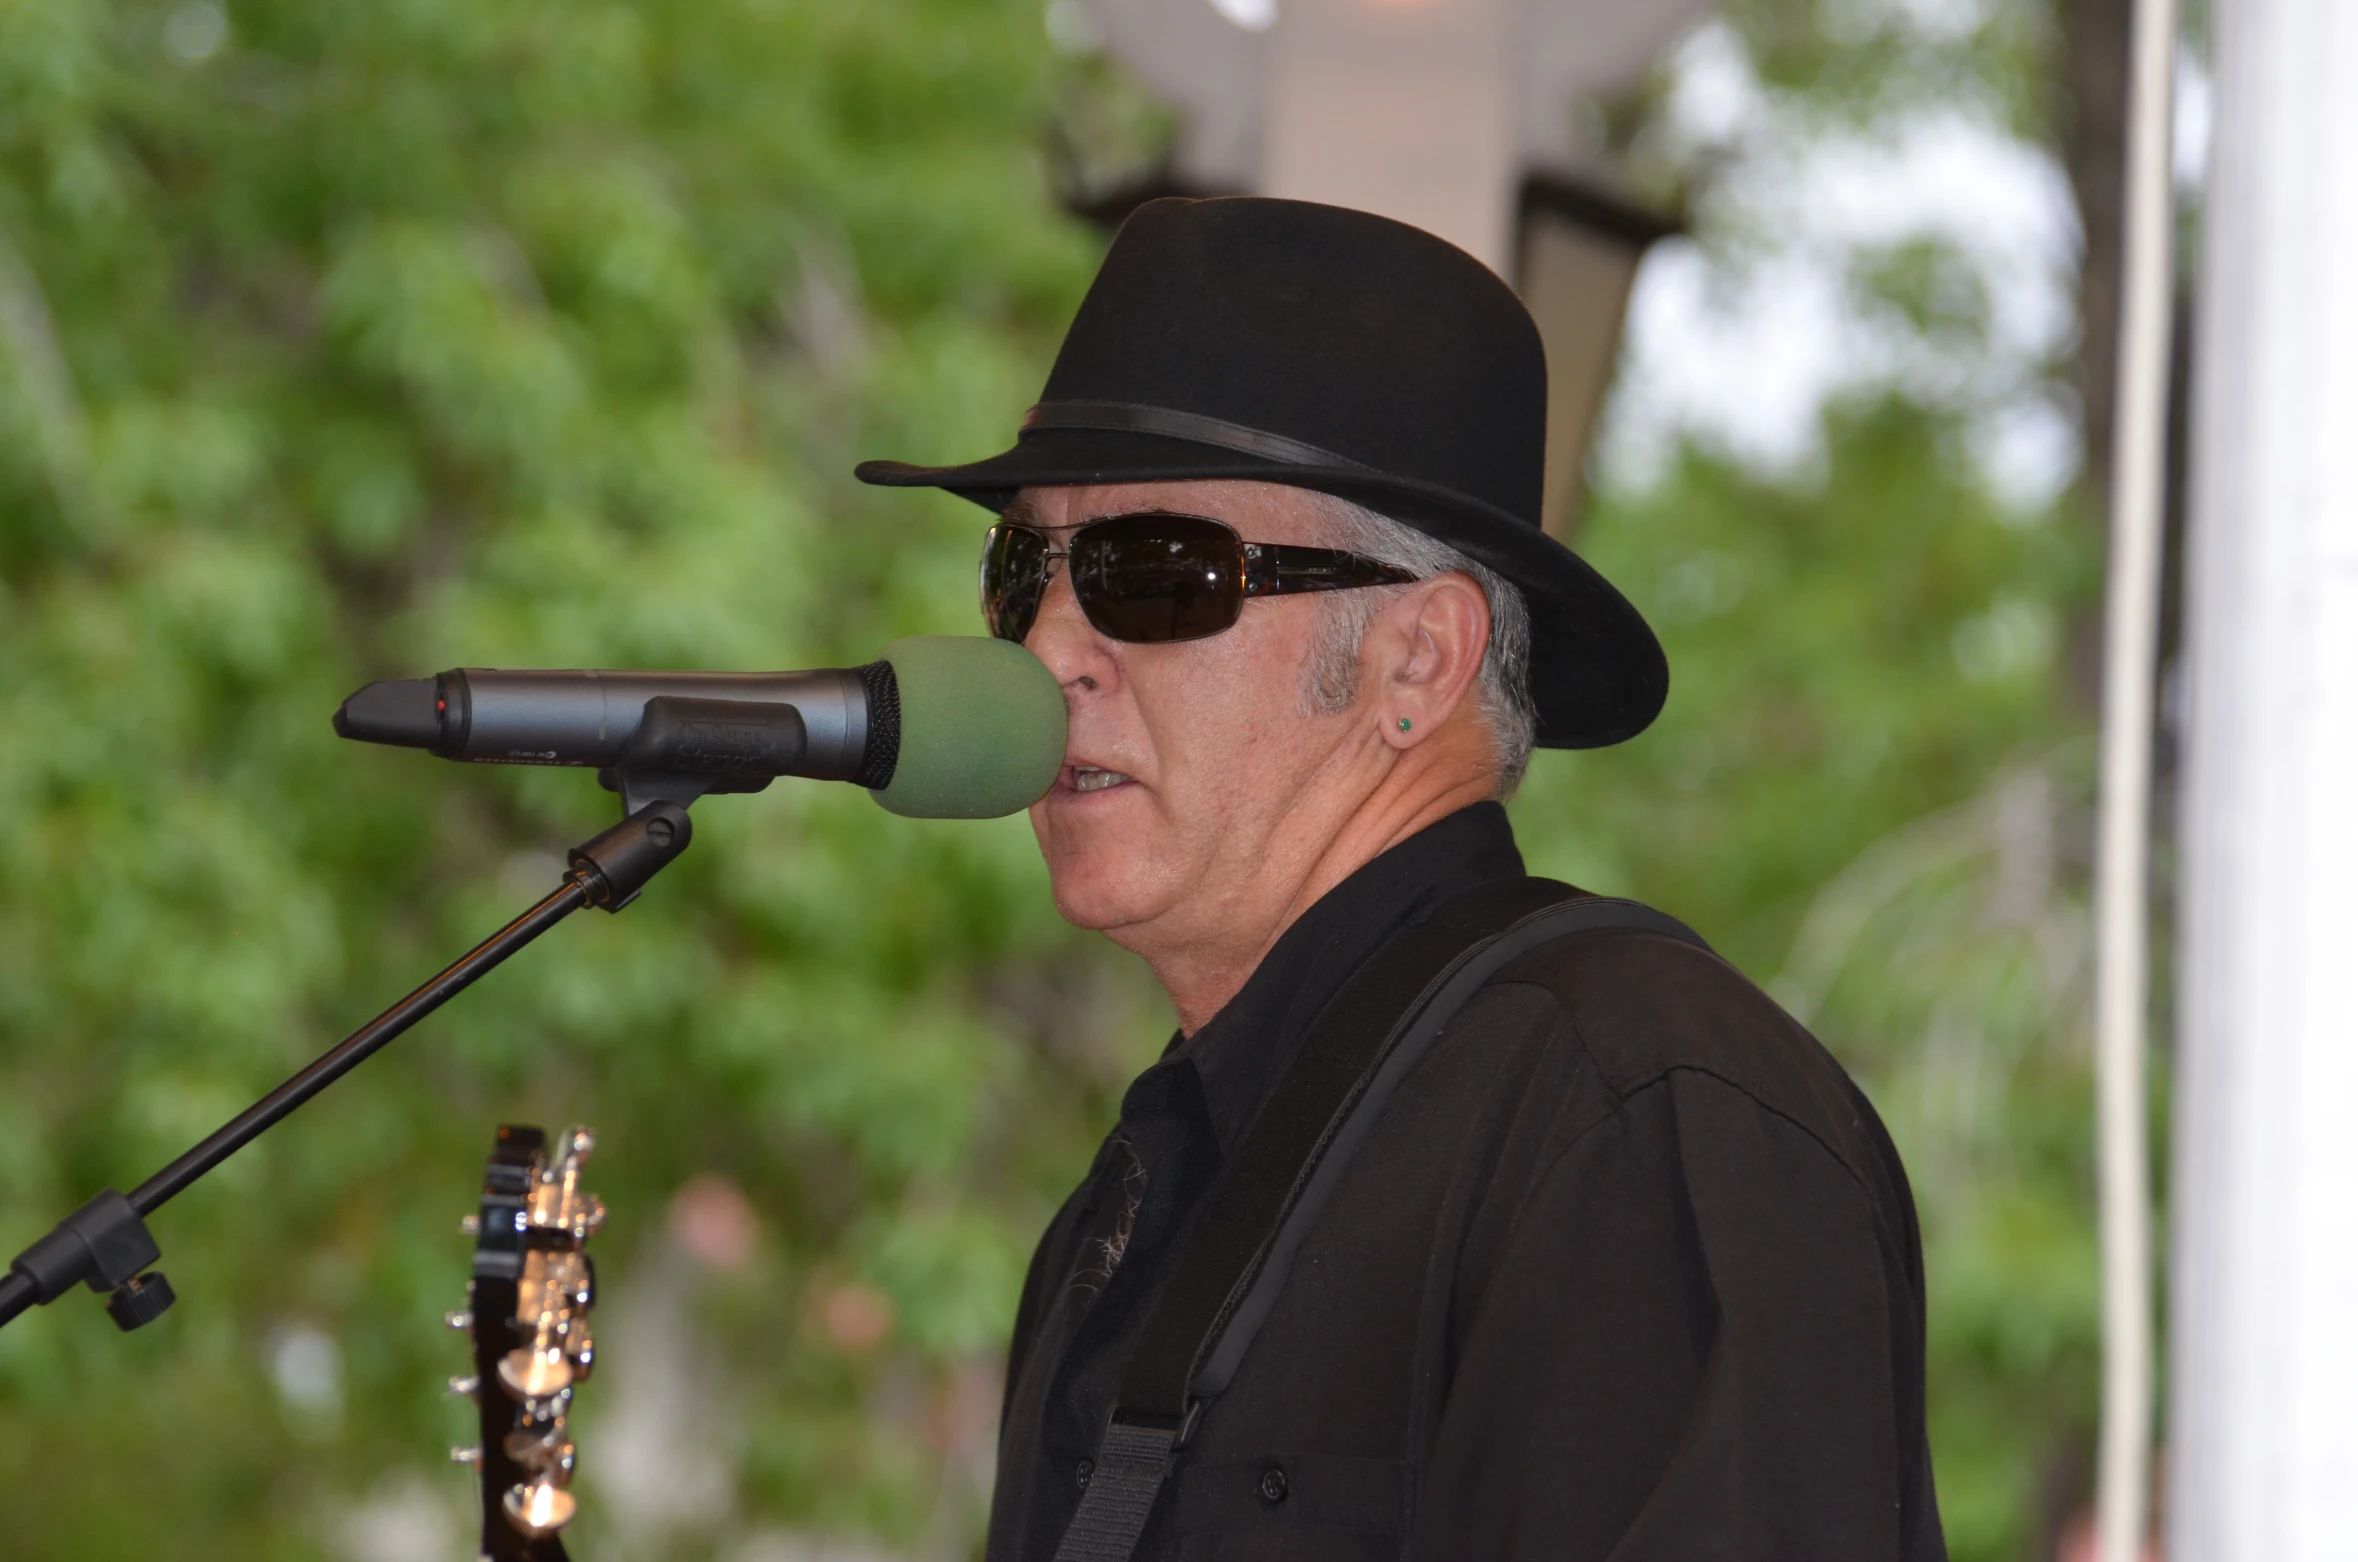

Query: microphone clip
[595,695,809,817]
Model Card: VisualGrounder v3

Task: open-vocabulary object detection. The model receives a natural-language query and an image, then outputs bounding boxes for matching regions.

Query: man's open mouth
[1071,766,1132,793]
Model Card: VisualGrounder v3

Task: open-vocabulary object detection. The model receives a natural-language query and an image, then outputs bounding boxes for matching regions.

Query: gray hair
[1295,490,1538,797]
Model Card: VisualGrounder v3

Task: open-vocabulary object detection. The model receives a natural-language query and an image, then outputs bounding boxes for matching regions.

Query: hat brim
[857,429,1666,750]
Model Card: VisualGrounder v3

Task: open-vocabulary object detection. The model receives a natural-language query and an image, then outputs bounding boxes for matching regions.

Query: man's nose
[1024,565,1118,697]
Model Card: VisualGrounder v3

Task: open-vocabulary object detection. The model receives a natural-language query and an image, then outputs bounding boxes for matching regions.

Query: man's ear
[1371,573,1489,749]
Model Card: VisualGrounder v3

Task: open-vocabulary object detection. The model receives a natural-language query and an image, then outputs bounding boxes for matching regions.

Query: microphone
[332,636,1066,819]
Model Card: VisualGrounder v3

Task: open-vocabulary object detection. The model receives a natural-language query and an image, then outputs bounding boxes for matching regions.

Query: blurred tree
[0,0,1129,1555]
[0,1,2104,1560]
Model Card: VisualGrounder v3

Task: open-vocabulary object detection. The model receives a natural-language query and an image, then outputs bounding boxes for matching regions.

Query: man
[860,198,1944,1560]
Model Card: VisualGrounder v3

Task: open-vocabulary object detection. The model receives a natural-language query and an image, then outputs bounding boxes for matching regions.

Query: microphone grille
[855,659,901,789]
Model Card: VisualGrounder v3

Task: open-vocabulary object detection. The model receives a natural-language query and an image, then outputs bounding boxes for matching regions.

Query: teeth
[1072,767,1131,793]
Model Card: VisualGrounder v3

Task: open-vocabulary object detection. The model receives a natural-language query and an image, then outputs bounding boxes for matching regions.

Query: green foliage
[1726,0,2062,142]
[1520,399,2089,968]
[0,1,2105,1559]
[1853,236,1997,347]
[0,0,1138,1553]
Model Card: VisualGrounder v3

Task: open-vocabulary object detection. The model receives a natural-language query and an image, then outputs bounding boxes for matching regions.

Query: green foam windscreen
[870,636,1066,818]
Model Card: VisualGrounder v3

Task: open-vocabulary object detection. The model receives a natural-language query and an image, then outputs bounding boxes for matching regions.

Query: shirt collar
[1135,801,1527,1158]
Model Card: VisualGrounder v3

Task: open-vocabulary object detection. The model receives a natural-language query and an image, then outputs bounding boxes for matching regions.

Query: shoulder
[1471,922,1905,1210]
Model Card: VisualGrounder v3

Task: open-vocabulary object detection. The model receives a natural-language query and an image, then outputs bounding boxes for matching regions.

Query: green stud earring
[1397,717,1413,732]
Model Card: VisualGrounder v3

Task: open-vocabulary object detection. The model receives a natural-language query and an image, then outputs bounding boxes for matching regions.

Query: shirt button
[1076,1459,1094,1491]
[1257,1464,1288,1505]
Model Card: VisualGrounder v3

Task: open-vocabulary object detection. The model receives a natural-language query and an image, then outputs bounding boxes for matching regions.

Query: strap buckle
[1103,1394,1208,1453]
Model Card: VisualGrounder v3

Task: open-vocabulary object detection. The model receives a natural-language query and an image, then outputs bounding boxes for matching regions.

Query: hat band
[1020,400,1374,473]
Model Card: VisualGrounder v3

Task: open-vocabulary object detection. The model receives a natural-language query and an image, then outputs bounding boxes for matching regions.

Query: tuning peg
[527,1127,603,1238]
[502,1427,577,1477]
[459,1213,481,1237]
[554,1125,595,1169]
[555,1254,593,1310]
[566,1327,595,1382]
[498,1345,574,1400]
[445,1309,473,1335]
[506,1387,570,1438]
[447,1374,481,1397]
[503,1476,578,1538]
[450,1445,483,1468]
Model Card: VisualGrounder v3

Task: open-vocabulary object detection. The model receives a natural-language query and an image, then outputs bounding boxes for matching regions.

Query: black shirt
[987,803,1945,1561]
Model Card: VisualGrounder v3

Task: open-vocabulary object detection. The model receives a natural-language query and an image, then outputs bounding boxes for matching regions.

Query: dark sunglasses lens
[980,525,1049,641]
[1074,516,1243,643]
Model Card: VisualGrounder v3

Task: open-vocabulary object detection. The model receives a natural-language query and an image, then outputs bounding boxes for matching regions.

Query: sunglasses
[979,511,1418,646]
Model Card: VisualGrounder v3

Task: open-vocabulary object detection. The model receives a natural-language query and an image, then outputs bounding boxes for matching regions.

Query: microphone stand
[0,798,697,1334]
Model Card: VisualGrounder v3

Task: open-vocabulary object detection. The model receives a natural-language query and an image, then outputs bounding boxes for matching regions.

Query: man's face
[1012,480,1369,956]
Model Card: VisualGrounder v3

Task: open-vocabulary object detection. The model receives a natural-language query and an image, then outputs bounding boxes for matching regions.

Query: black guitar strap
[1049,879,1713,1562]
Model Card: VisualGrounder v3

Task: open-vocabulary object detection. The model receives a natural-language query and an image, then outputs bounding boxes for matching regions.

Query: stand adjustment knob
[105,1272,175,1332]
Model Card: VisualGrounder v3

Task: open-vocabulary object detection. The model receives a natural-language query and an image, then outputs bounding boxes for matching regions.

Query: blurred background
[0,0,2196,1557]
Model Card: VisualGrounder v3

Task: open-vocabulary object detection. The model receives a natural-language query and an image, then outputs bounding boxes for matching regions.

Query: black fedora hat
[856,196,1666,749]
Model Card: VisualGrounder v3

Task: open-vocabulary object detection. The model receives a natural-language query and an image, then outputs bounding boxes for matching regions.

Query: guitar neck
[454,1123,602,1562]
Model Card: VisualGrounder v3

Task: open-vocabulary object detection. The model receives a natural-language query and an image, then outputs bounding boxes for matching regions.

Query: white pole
[2093,0,2176,1555]
[2169,0,2358,1556]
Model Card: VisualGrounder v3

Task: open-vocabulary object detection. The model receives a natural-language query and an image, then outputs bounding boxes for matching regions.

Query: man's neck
[1142,763,1499,1035]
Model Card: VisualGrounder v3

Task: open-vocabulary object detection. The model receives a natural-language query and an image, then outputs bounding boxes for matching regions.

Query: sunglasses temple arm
[1244,544,1418,597]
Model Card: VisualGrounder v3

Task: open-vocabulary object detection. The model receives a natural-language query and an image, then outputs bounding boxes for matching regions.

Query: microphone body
[334,637,1065,820]
[361,666,881,781]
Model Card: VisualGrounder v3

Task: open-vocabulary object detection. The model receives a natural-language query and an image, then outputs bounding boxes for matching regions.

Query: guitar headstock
[448,1124,605,1561]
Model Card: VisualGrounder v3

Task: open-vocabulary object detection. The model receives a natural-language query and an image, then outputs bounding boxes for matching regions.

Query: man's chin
[1038,843,1175,936]
[1032,797,1166,933]
[1045,870,1155,935]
